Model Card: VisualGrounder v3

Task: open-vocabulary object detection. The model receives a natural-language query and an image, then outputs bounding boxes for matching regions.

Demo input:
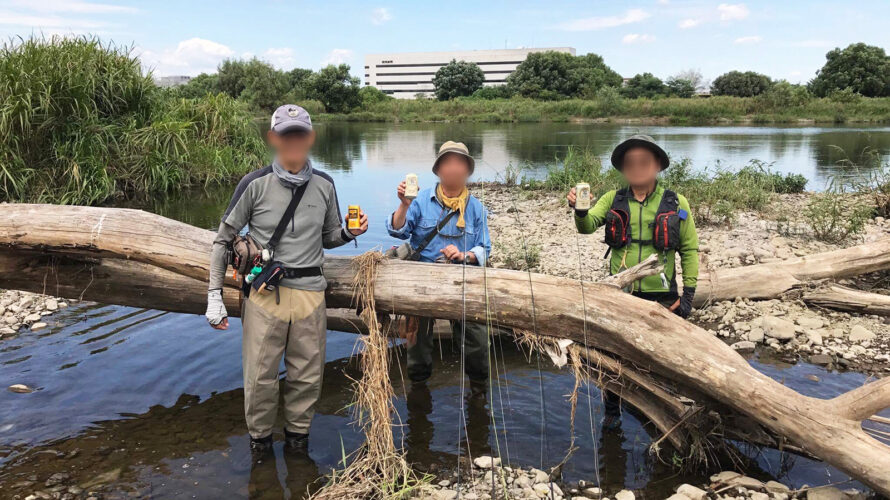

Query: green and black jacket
[574,183,699,295]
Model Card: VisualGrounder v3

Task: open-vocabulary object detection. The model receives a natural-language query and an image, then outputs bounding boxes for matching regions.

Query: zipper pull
[660,272,669,289]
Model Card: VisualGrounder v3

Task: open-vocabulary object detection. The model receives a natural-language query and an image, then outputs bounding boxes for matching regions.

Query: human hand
[348,210,369,236]
[206,289,228,330]
[567,187,577,208]
[397,181,411,207]
[440,244,465,262]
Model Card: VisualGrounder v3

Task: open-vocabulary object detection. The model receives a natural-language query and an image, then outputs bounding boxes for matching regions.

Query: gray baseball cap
[270,104,312,134]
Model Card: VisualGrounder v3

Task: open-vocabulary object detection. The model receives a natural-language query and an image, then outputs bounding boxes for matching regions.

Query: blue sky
[1,0,889,84]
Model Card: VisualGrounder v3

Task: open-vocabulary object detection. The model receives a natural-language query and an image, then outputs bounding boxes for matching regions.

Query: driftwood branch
[802,284,890,317]
[1,205,890,494]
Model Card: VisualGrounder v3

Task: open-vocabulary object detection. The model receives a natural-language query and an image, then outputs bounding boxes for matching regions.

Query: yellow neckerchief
[436,184,468,228]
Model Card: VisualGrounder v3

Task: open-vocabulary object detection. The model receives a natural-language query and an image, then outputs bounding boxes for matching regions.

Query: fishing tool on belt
[382,209,458,261]
[229,181,311,300]
[405,173,419,200]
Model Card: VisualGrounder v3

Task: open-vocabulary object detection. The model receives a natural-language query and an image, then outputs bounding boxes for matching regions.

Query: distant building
[364,47,576,99]
[154,75,192,88]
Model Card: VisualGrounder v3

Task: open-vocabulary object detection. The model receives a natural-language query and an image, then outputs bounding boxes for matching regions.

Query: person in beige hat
[386,141,491,391]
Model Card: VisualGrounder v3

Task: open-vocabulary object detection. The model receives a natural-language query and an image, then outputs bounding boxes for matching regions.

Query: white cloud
[718,3,749,21]
[371,7,392,25]
[0,11,106,29]
[734,35,761,44]
[657,0,670,4]
[678,18,701,29]
[622,33,656,44]
[140,38,234,76]
[557,8,650,31]
[322,48,353,66]
[264,47,296,69]
[8,0,138,14]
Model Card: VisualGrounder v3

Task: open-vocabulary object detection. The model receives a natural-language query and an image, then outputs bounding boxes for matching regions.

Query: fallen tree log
[802,284,890,317]
[695,239,890,307]
[1,205,889,494]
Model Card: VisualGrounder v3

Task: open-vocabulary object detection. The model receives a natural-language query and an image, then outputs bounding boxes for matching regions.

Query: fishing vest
[603,187,682,254]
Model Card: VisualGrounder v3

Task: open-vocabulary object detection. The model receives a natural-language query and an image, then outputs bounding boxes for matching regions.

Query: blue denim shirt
[386,186,491,266]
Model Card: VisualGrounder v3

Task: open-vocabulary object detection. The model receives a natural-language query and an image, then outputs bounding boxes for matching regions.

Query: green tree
[432,59,485,100]
[711,71,773,97]
[665,77,695,98]
[809,43,890,97]
[286,67,314,99]
[759,80,812,107]
[358,85,390,106]
[620,73,667,99]
[507,51,621,99]
[307,64,361,113]
[173,73,219,99]
[215,58,290,111]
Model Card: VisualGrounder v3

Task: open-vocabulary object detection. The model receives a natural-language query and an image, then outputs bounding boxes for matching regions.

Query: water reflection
[306,123,890,188]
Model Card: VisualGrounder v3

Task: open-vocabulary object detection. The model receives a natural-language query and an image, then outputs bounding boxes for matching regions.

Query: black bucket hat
[610,134,670,171]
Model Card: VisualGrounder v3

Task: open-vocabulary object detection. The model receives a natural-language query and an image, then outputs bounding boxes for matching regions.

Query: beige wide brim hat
[433,141,475,175]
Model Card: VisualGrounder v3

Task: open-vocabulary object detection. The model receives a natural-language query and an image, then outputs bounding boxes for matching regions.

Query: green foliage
[358,86,390,107]
[594,86,625,115]
[711,71,773,97]
[829,87,863,104]
[809,43,890,97]
[620,73,667,99]
[173,73,219,99]
[506,50,621,99]
[215,58,290,112]
[470,85,514,99]
[532,147,623,194]
[0,36,266,205]
[432,59,485,100]
[758,81,812,108]
[666,77,695,98]
[287,67,314,93]
[307,64,361,113]
[804,188,870,243]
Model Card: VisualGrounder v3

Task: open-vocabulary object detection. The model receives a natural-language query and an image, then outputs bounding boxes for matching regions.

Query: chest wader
[602,187,682,292]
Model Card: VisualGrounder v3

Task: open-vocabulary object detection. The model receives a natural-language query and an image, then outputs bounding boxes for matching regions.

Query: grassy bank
[0,37,266,205]
[315,95,890,124]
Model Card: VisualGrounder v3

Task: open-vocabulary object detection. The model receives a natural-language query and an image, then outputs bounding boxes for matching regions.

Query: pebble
[849,325,876,342]
[473,455,501,469]
[614,490,635,500]
[8,384,33,393]
[676,483,707,500]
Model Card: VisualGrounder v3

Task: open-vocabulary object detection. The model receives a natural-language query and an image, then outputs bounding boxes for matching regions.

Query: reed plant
[0,36,266,205]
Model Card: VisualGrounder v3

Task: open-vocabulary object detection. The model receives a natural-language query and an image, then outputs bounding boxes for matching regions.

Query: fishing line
[575,231,602,487]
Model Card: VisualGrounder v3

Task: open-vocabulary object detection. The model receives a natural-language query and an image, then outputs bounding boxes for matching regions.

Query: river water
[1,123,890,499]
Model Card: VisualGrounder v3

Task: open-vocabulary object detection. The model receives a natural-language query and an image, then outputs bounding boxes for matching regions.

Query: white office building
[364,47,576,99]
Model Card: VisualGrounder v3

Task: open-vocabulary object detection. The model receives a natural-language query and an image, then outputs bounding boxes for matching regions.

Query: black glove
[574,209,589,218]
[675,287,695,319]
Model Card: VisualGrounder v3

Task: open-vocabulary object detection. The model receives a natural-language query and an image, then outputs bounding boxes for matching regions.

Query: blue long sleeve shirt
[385,186,491,266]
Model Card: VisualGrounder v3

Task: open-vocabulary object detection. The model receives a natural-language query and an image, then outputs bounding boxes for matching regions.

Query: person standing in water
[387,141,492,392]
[567,134,699,428]
[205,104,368,458]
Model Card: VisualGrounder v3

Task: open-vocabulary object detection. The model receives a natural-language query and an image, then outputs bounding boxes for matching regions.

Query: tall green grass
[0,36,266,205]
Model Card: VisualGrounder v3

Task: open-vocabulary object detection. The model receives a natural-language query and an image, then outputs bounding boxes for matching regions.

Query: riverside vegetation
[0,36,266,206]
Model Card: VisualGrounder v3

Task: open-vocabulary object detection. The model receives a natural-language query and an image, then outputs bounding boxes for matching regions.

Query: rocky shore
[1,290,68,340]
[483,186,890,373]
[420,455,869,500]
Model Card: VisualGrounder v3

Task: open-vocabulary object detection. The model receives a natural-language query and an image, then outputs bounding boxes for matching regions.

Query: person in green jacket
[567,134,699,428]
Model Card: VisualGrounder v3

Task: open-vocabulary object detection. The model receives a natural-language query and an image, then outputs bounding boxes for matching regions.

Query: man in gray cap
[205,104,368,458]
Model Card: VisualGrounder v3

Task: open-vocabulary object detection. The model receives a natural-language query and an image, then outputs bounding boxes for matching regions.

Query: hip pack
[604,187,681,252]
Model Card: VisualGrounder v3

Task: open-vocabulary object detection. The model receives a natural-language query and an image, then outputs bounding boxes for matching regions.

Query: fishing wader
[407,318,488,384]
[241,287,327,439]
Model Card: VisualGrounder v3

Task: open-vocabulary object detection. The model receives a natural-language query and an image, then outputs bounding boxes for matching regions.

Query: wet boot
[250,435,274,464]
[284,429,309,453]
[468,379,488,399]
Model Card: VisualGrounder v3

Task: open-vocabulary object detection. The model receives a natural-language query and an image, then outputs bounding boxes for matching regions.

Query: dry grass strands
[311,252,428,500]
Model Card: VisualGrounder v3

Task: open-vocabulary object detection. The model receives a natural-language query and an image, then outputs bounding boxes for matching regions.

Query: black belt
[283,267,323,278]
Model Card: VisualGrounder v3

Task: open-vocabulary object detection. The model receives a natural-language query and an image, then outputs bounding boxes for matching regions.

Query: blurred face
[621,147,660,188]
[267,129,316,169]
[436,153,472,190]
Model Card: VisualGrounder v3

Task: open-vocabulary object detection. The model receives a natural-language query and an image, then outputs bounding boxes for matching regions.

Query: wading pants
[407,318,489,383]
[241,287,326,439]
